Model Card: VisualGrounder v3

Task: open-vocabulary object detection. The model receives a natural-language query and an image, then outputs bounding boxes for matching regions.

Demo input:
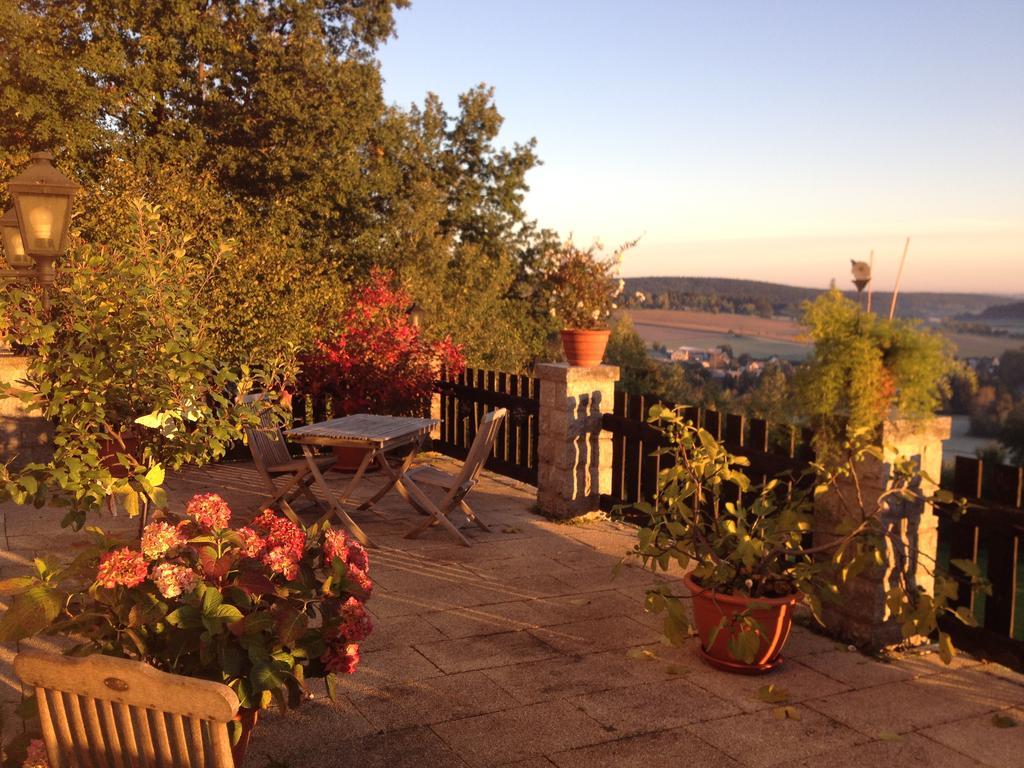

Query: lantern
[0,207,32,268]
[7,152,80,274]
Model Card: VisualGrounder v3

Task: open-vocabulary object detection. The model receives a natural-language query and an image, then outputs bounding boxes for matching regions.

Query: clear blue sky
[379,1,1024,294]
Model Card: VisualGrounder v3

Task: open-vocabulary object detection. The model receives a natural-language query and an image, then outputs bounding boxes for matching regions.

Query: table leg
[357,434,426,511]
[302,444,373,546]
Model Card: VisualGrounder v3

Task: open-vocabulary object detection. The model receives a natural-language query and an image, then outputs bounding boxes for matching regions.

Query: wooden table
[284,414,437,546]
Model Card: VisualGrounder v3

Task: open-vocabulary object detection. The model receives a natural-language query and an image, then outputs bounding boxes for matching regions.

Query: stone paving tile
[355,644,445,684]
[686,704,867,768]
[359,611,447,651]
[527,615,661,655]
[683,655,852,713]
[805,673,1016,737]
[779,625,845,658]
[570,676,741,737]
[480,647,679,705]
[431,700,616,767]
[778,732,985,768]
[796,648,915,688]
[420,590,641,641]
[333,670,519,731]
[921,707,1024,768]
[415,630,560,674]
[549,727,740,768]
[252,725,470,768]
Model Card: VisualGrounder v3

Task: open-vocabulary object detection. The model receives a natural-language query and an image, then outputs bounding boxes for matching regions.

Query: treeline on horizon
[622,276,1009,320]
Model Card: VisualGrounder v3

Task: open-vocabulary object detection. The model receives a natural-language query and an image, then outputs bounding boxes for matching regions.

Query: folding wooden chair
[14,650,240,768]
[242,393,334,522]
[401,407,508,547]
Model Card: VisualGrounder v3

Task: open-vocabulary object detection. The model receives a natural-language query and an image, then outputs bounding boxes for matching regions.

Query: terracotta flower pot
[330,445,378,473]
[684,572,798,674]
[560,328,611,367]
[231,707,259,767]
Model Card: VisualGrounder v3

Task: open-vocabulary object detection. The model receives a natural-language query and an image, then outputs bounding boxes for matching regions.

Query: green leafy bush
[794,290,960,448]
[0,201,256,527]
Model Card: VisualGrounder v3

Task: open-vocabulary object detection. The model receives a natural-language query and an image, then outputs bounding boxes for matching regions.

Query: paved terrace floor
[2,457,1024,768]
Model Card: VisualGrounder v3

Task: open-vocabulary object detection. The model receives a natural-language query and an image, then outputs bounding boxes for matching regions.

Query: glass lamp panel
[15,193,69,256]
[0,222,32,267]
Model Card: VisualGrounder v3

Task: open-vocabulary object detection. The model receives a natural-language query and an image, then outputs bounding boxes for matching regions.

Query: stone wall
[0,354,52,467]
[813,416,951,650]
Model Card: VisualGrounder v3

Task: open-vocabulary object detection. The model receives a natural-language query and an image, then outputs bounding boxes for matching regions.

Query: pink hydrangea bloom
[185,493,232,531]
[237,526,266,558]
[140,520,187,560]
[150,563,199,599]
[251,510,306,560]
[345,564,373,600]
[264,547,300,580]
[22,739,49,768]
[320,641,360,675]
[96,548,149,589]
[324,528,369,572]
[338,596,373,642]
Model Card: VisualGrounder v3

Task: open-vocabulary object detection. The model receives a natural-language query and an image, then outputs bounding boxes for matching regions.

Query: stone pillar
[429,390,442,440]
[535,363,619,519]
[0,354,52,468]
[814,416,951,650]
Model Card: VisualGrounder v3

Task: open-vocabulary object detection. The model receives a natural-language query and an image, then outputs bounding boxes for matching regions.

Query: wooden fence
[937,455,1024,671]
[431,368,540,485]
[599,391,815,515]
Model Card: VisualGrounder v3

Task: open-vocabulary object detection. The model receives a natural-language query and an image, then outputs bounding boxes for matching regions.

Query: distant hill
[623,276,1007,319]
[975,301,1024,320]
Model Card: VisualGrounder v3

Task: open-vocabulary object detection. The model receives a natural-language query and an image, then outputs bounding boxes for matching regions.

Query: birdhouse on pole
[850,259,871,293]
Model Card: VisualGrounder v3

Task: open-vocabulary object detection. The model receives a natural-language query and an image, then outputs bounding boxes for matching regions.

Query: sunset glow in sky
[380,1,1024,294]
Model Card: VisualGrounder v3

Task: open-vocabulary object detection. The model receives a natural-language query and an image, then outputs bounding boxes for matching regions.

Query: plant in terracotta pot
[627,405,987,673]
[296,269,465,470]
[0,493,374,766]
[0,201,259,531]
[543,239,634,367]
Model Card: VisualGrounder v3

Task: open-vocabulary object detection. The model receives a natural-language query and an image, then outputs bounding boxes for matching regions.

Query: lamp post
[0,152,80,309]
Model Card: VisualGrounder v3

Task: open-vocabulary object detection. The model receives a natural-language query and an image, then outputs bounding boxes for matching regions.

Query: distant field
[620,309,810,361]
[620,308,1024,361]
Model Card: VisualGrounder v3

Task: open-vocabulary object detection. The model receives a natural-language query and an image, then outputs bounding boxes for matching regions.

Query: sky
[378,1,1024,295]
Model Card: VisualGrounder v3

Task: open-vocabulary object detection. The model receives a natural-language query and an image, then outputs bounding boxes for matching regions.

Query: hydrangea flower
[251,510,305,560]
[264,547,299,580]
[151,563,199,599]
[324,529,369,572]
[337,596,373,642]
[237,526,267,558]
[320,641,360,675]
[140,520,187,560]
[185,493,232,531]
[96,547,149,589]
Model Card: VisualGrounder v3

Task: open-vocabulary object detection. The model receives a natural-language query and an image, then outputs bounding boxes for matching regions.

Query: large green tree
[1,0,554,371]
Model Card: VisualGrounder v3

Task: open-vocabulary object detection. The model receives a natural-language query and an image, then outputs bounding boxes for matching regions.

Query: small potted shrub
[629,405,985,673]
[0,493,374,766]
[544,239,633,367]
[297,269,464,470]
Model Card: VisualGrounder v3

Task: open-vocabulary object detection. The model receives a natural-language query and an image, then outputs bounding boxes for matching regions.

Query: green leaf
[134,412,165,428]
[992,714,1018,729]
[325,673,341,704]
[937,632,956,664]
[0,577,35,595]
[950,559,982,580]
[145,464,165,487]
[773,706,801,721]
[0,586,64,641]
[755,684,789,704]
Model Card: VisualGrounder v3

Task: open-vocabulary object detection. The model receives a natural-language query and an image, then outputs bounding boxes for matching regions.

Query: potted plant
[297,268,464,470]
[544,239,633,367]
[0,493,374,766]
[0,201,258,531]
[628,405,986,673]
